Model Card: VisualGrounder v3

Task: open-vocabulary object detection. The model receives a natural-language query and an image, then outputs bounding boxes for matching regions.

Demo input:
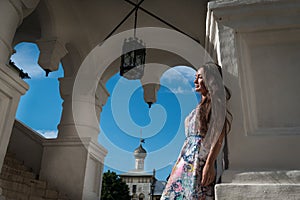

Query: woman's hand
[201,162,215,186]
[201,128,226,186]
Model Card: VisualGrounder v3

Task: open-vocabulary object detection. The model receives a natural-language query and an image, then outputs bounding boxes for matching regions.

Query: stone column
[57,77,110,141]
[0,0,39,172]
[0,0,38,195]
[40,77,109,200]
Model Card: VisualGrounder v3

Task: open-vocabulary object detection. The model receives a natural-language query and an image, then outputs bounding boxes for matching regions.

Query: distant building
[119,141,166,200]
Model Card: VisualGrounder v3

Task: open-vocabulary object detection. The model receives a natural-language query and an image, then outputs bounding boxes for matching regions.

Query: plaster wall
[207,0,300,171]
[8,120,44,175]
[0,65,28,170]
[83,155,104,199]
[230,28,300,170]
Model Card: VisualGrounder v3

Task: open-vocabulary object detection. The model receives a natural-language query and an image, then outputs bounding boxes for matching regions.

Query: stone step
[215,183,300,200]
[0,179,30,194]
[1,189,28,200]
[1,165,36,180]
[24,179,47,190]
[2,187,69,200]
[3,156,30,172]
[222,170,300,184]
[0,153,70,200]
[0,172,46,189]
[0,177,68,198]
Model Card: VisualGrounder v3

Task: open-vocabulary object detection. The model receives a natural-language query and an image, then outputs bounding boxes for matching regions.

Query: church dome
[134,144,147,158]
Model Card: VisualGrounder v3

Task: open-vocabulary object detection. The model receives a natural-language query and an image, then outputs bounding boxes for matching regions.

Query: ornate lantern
[120,37,146,80]
[120,1,146,80]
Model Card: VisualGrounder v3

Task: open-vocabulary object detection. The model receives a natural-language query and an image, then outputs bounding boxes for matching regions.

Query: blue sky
[12,42,200,181]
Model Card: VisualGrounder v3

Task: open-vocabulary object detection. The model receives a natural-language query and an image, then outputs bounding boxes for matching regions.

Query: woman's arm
[201,128,226,186]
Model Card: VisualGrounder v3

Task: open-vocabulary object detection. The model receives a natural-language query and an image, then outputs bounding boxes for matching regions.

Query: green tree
[101,170,130,200]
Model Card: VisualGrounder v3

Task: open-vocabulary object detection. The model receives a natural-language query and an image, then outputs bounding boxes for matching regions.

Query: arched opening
[11,42,64,138]
[4,41,64,177]
[98,65,198,182]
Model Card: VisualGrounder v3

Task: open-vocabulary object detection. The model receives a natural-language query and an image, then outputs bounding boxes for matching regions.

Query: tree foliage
[101,170,130,200]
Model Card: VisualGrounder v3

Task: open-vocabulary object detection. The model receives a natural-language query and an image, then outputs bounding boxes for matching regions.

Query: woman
[160,62,232,200]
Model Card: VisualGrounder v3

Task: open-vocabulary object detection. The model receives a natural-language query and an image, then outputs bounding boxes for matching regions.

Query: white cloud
[169,86,195,94]
[36,130,58,138]
[170,86,195,94]
[160,66,196,95]
[161,66,196,84]
[173,66,196,78]
[171,86,184,94]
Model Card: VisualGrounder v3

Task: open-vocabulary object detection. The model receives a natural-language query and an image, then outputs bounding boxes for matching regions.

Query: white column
[0,0,38,195]
[0,0,38,175]
[40,77,109,199]
[57,77,110,141]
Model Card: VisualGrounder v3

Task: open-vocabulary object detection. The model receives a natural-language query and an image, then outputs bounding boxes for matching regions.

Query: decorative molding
[0,64,28,96]
[42,137,107,163]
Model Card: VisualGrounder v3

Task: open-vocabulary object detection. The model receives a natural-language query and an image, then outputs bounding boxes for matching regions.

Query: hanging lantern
[119,2,146,80]
[120,37,146,80]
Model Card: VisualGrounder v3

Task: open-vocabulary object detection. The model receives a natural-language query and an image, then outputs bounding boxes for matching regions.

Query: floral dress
[160,109,215,200]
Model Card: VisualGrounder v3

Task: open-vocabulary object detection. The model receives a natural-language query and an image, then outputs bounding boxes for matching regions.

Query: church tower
[134,140,147,171]
[120,138,165,200]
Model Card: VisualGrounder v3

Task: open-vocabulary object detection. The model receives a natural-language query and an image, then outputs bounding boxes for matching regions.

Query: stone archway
[1,1,210,199]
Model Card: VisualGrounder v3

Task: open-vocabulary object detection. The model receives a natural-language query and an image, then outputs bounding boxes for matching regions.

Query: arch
[74,27,212,92]
[74,27,213,172]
